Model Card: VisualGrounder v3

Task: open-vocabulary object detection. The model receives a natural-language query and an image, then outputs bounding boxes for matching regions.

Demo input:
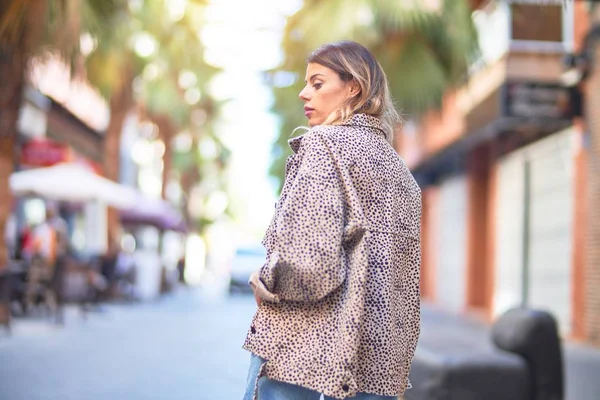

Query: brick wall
[420,187,440,302]
[586,37,600,344]
[466,144,493,313]
[572,119,588,340]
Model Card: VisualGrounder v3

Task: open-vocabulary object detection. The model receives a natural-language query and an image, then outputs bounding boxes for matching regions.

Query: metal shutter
[527,130,573,334]
[494,151,526,317]
[435,175,468,313]
[493,128,574,334]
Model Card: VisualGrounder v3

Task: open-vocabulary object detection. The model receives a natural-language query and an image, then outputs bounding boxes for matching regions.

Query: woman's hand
[248,271,280,306]
[254,292,262,307]
[250,271,263,307]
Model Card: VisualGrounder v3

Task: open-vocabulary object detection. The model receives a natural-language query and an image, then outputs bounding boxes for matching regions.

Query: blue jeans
[243,354,398,400]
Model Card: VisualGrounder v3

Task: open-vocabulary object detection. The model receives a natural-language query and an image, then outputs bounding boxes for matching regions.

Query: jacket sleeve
[259,130,346,303]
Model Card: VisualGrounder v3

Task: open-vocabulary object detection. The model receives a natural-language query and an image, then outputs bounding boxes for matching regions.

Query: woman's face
[299,63,356,127]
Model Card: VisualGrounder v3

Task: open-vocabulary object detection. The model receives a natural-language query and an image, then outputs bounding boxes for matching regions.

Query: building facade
[396,0,598,344]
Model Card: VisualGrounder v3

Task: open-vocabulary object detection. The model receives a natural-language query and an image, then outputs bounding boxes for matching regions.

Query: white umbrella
[9,163,137,210]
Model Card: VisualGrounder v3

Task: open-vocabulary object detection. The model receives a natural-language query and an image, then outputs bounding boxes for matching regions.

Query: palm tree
[84,0,218,239]
[269,0,479,191]
[136,1,227,235]
[0,0,126,266]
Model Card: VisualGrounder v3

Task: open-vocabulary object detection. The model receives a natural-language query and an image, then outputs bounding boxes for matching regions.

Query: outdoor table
[0,261,27,333]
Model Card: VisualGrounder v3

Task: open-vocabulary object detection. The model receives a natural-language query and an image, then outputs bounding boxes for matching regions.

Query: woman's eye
[313,82,322,90]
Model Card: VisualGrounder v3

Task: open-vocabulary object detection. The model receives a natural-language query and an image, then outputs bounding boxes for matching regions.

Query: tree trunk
[104,69,134,246]
[152,114,174,200]
[0,42,25,267]
[180,144,200,228]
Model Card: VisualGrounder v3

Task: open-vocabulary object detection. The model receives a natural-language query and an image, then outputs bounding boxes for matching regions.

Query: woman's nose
[299,86,310,101]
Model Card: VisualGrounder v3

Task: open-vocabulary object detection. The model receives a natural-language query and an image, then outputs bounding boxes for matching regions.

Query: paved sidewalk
[418,304,600,400]
[0,288,257,400]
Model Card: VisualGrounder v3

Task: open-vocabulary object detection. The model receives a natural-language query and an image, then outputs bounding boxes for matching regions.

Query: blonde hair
[307,41,401,143]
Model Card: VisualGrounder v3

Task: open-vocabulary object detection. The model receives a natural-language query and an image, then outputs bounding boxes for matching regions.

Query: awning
[120,194,187,233]
[9,163,137,209]
[10,163,187,232]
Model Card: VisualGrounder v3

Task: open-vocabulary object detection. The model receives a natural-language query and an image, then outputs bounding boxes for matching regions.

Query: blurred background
[1,1,600,399]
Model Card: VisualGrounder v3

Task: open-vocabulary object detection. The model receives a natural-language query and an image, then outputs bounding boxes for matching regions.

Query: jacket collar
[289,134,304,154]
[342,113,385,133]
[288,113,385,154]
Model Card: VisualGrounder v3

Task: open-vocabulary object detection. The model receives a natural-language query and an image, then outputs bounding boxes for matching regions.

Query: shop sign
[20,139,71,167]
[502,81,575,120]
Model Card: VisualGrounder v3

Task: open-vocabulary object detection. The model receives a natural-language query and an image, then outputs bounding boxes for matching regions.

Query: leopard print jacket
[243,113,421,399]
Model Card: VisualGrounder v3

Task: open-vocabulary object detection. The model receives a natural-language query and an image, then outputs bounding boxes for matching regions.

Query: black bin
[406,348,530,400]
[492,308,564,400]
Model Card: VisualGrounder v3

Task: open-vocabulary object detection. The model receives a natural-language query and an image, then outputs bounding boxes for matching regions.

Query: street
[0,286,257,400]
[2,283,600,400]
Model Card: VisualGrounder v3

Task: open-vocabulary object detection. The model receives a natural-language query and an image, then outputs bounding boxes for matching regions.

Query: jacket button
[251,326,256,334]
[342,385,349,392]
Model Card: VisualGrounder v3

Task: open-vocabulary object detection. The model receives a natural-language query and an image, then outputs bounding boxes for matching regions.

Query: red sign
[20,139,72,167]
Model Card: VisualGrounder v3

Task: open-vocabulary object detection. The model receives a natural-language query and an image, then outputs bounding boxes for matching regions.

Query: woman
[243,41,421,400]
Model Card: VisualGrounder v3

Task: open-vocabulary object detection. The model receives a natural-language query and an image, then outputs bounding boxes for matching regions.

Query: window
[511,4,562,42]
[508,1,574,52]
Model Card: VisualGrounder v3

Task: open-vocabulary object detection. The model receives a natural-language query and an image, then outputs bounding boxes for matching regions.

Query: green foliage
[83,0,231,229]
[85,0,217,118]
[0,0,128,70]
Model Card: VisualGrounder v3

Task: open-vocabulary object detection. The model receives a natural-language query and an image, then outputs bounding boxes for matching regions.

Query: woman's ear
[348,80,361,98]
